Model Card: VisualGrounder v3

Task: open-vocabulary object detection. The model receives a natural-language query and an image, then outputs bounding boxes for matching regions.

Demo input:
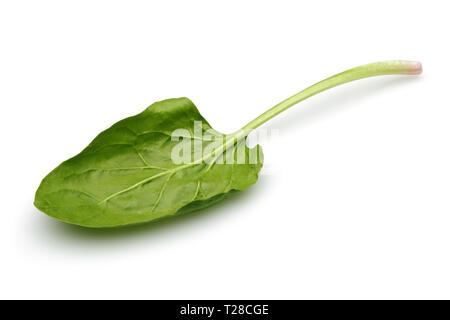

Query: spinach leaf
[35,98,262,227]
[34,60,422,227]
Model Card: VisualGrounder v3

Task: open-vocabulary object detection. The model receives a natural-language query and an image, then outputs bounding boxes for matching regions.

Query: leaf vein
[150,173,173,214]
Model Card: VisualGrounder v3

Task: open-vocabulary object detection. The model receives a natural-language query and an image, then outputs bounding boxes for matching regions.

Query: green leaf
[34,60,422,228]
[34,98,263,227]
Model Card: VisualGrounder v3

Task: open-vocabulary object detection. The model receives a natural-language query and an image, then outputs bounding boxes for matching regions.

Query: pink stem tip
[401,60,423,75]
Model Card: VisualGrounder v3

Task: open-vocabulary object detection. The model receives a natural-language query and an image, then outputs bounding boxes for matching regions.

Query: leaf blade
[35,98,263,227]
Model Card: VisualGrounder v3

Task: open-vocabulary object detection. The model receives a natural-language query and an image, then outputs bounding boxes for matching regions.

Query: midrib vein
[98,165,189,204]
[98,134,243,204]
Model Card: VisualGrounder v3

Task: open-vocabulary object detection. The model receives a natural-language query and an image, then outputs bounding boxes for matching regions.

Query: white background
[1,0,449,299]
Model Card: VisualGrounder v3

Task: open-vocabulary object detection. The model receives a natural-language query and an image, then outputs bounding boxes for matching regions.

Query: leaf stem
[235,60,422,138]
